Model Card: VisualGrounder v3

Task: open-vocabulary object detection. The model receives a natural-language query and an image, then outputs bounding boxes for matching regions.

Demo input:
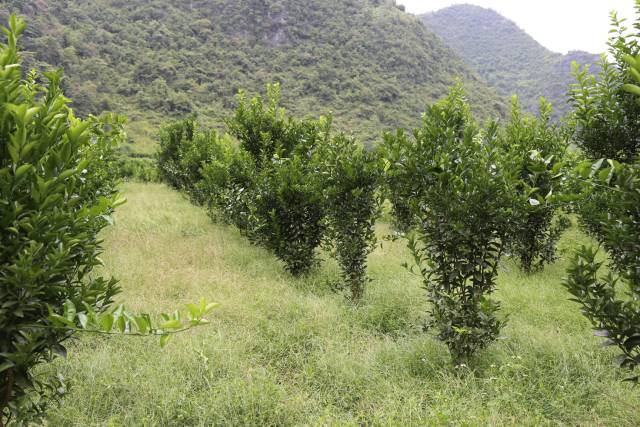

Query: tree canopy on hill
[421,4,600,119]
[1,0,507,151]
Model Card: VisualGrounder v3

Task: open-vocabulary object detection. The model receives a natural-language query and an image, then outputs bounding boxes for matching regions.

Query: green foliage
[116,157,160,183]
[421,4,600,120]
[226,84,297,170]
[157,117,222,205]
[4,0,506,151]
[385,85,518,362]
[199,137,257,231]
[157,117,195,190]
[251,156,326,275]
[159,86,330,276]
[381,82,472,233]
[155,116,253,226]
[569,5,640,163]
[564,2,640,384]
[564,160,640,383]
[226,85,328,275]
[47,297,218,348]
[623,51,640,99]
[318,135,382,301]
[0,18,218,425]
[0,16,123,423]
[499,97,570,273]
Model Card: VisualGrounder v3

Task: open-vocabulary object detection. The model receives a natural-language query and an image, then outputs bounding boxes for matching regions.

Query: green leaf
[14,163,32,179]
[101,314,114,332]
[77,313,88,329]
[160,334,171,348]
[160,319,182,330]
[622,83,640,97]
[64,300,76,322]
[58,168,78,181]
[135,316,150,335]
[116,315,126,333]
[597,168,611,182]
[186,303,200,319]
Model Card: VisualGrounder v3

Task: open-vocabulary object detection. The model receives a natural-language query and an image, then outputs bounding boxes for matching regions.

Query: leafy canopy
[385,85,519,362]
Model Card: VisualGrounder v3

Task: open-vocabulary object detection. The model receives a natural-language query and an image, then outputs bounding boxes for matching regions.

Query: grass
[47,183,640,426]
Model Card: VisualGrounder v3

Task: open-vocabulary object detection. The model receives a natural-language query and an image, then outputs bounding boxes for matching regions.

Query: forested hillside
[1,0,506,151]
[421,4,601,118]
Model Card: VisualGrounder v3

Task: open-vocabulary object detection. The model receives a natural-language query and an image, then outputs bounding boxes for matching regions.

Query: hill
[421,4,601,119]
[1,0,507,153]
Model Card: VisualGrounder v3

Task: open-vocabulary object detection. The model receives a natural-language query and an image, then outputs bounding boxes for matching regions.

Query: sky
[397,0,637,54]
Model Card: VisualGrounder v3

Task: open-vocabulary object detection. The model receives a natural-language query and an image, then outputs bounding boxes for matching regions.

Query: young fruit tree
[157,117,196,190]
[381,127,421,233]
[385,85,519,362]
[157,117,223,205]
[499,97,569,273]
[569,7,640,163]
[226,85,329,275]
[564,3,640,382]
[318,134,382,302]
[198,133,257,231]
[564,159,640,383]
[0,17,216,425]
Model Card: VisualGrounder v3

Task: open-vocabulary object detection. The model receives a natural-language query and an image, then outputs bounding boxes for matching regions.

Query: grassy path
[47,183,639,426]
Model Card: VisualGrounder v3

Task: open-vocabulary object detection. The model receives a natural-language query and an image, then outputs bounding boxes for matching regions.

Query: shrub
[568,8,640,163]
[0,18,217,424]
[227,84,304,171]
[564,2,640,383]
[225,85,329,275]
[382,82,471,233]
[250,155,326,275]
[0,17,124,422]
[499,97,569,273]
[199,137,257,232]
[319,135,382,301]
[564,160,640,383]
[117,156,160,183]
[157,117,195,189]
[157,117,222,205]
[386,85,518,362]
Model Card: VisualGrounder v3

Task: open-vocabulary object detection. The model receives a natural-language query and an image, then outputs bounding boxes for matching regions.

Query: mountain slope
[2,0,506,152]
[421,4,600,119]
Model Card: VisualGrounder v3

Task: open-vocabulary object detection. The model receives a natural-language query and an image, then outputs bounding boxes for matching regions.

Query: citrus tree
[225,85,329,275]
[569,6,640,163]
[319,134,382,301]
[564,1,640,382]
[0,17,216,425]
[499,97,569,273]
[385,85,519,362]
[157,117,224,205]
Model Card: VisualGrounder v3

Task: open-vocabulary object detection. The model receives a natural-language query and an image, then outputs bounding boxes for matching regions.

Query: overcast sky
[397,0,637,54]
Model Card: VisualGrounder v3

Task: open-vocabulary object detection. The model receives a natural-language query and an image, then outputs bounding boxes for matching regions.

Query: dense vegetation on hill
[1,0,506,153]
[421,4,601,119]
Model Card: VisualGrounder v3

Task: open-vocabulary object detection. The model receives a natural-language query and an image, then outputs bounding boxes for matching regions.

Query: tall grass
[47,183,639,426]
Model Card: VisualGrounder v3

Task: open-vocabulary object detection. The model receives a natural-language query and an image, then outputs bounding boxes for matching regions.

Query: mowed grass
[47,183,639,426]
